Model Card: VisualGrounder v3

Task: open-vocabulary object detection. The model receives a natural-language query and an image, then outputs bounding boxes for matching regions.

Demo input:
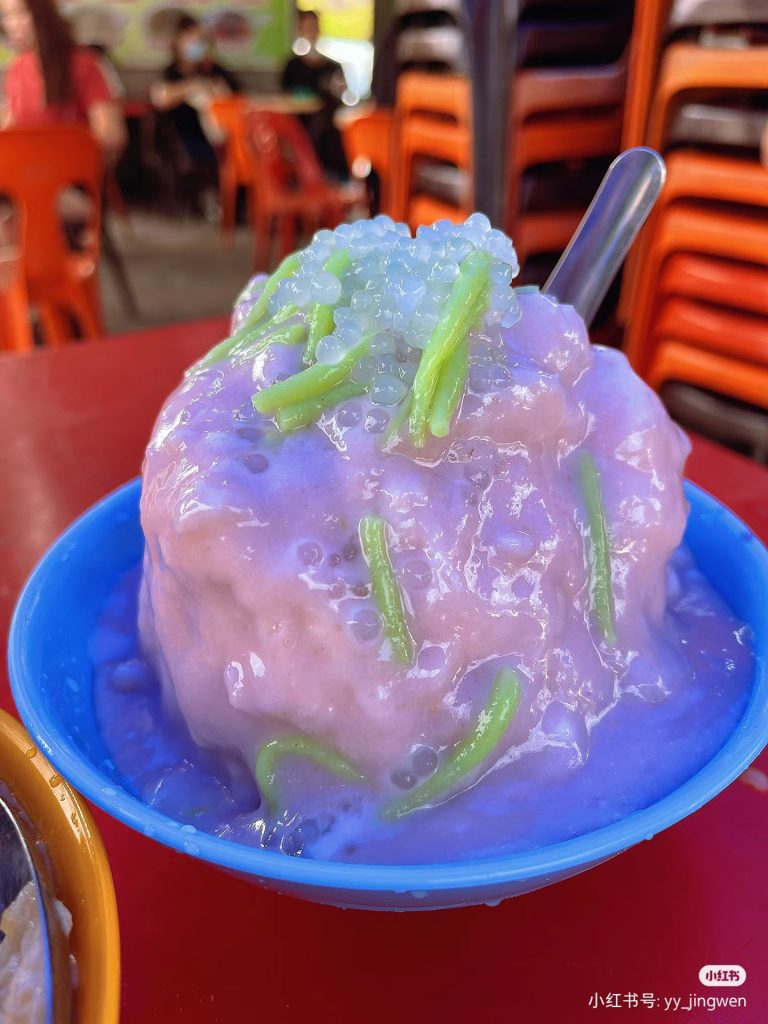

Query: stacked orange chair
[505,0,634,277]
[0,125,104,347]
[619,0,768,418]
[388,71,472,229]
[245,111,364,270]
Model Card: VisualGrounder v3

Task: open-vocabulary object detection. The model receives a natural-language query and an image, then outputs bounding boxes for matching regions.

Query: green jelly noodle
[275,381,365,433]
[578,451,616,644]
[382,667,522,820]
[198,234,502,440]
[409,249,491,446]
[253,335,370,415]
[255,735,365,814]
[359,514,414,665]
[198,252,301,369]
[382,667,524,819]
[429,336,469,439]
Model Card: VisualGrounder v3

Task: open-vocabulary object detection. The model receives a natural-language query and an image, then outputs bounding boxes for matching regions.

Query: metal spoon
[0,790,72,1022]
[543,147,666,326]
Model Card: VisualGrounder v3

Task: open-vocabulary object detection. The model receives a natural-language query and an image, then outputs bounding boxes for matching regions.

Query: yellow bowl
[0,709,120,1022]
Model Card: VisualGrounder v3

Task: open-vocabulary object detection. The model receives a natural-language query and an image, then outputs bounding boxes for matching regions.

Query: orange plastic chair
[390,72,472,225]
[245,111,363,270]
[503,56,626,262]
[341,108,394,213]
[647,341,768,409]
[514,60,627,122]
[620,152,768,324]
[653,296,768,366]
[621,0,672,147]
[0,125,103,345]
[514,112,624,170]
[514,209,583,265]
[505,112,623,240]
[659,253,768,318]
[408,193,467,228]
[209,95,255,239]
[625,205,768,376]
[0,207,33,353]
[645,42,768,150]
[622,151,768,370]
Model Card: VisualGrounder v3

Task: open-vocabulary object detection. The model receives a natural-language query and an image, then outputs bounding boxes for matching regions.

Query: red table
[1,321,766,1023]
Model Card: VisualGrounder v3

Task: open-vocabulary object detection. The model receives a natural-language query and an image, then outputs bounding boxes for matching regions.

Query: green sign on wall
[0,0,292,70]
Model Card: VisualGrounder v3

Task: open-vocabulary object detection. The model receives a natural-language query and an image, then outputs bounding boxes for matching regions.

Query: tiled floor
[99,212,254,336]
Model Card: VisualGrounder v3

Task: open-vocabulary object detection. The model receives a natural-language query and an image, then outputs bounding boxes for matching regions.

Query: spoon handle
[543,147,666,327]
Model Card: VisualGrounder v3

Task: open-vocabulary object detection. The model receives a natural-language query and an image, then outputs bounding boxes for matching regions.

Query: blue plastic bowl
[8,479,768,911]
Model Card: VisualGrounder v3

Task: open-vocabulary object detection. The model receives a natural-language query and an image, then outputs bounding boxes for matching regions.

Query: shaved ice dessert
[98,215,753,864]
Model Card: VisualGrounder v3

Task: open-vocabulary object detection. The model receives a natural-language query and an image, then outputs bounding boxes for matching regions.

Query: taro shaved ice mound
[136,214,752,860]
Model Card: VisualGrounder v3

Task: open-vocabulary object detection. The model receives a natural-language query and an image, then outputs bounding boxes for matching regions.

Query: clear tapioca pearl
[364,407,390,434]
[316,334,355,365]
[310,271,343,305]
[348,607,381,643]
[391,769,417,790]
[243,452,269,474]
[335,402,362,428]
[297,542,323,566]
[412,746,438,777]
[369,373,406,406]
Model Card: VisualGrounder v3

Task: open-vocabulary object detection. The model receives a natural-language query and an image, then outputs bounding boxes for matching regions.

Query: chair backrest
[0,206,33,352]
[342,110,393,176]
[246,109,327,195]
[209,96,253,175]
[669,0,768,31]
[396,27,467,73]
[396,71,471,127]
[0,126,102,287]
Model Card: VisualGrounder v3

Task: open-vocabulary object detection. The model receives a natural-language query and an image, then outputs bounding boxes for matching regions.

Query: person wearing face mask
[281,8,349,181]
[150,13,239,175]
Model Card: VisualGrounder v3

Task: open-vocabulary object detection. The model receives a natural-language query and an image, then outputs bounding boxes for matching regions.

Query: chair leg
[75,290,103,340]
[80,276,104,338]
[101,219,139,319]
[0,281,33,352]
[276,214,296,265]
[37,301,72,345]
[219,170,236,243]
[253,206,271,272]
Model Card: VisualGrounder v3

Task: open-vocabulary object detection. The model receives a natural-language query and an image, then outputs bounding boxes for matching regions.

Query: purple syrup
[94,555,753,865]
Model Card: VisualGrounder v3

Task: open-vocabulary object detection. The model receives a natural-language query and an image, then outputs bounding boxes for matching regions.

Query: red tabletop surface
[1,321,766,1023]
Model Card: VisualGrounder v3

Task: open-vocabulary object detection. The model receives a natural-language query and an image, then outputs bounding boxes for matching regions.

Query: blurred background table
[246,93,323,115]
[0,321,766,1023]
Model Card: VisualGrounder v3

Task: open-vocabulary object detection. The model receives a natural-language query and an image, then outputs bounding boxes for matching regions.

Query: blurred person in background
[282,8,349,180]
[0,0,126,161]
[150,13,239,179]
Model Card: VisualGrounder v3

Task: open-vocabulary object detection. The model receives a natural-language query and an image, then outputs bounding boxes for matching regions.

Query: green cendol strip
[359,513,414,665]
[255,735,365,814]
[578,451,616,644]
[381,667,522,819]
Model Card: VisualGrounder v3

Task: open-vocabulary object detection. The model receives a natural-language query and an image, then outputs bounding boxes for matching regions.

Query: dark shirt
[281,55,342,108]
[161,61,239,152]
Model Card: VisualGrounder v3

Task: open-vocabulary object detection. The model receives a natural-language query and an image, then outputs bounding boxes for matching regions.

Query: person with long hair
[0,0,126,160]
